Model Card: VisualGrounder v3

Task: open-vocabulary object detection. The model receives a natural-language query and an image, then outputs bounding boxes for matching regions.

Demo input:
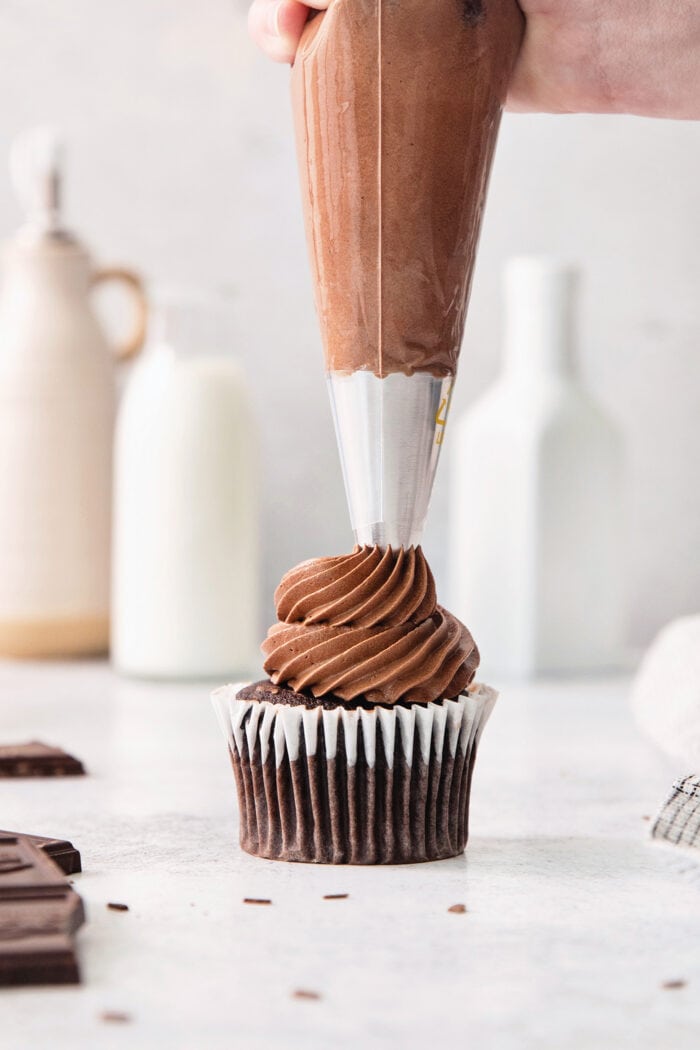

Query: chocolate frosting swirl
[262,546,479,705]
[275,545,436,627]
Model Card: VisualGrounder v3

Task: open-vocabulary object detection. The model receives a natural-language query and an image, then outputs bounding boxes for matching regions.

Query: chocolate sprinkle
[107,902,129,912]
[293,989,321,1001]
[448,903,467,914]
[661,979,687,990]
[243,898,272,906]
[101,1011,131,1023]
[323,894,349,900]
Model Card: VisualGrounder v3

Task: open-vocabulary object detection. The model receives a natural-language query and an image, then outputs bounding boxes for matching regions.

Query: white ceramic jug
[449,257,626,678]
[0,128,147,657]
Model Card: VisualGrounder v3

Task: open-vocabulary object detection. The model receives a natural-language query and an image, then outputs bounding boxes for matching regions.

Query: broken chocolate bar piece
[0,742,85,778]
[0,830,83,875]
[34,835,82,875]
[0,834,85,985]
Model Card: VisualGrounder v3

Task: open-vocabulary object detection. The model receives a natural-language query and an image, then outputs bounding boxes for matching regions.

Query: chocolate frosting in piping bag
[292,0,524,379]
[292,0,524,550]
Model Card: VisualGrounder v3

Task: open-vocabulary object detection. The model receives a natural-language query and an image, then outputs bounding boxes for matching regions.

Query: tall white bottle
[450,257,625,678]
[112,293,259,679]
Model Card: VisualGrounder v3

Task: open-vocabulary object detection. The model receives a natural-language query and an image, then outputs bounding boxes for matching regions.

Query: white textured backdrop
[0,0,697,648]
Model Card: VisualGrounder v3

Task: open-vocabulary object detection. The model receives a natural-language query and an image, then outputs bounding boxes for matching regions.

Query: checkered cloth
[652,775,700,852]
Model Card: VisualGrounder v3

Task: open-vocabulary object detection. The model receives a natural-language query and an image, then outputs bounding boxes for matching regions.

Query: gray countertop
[1,661,698,1049]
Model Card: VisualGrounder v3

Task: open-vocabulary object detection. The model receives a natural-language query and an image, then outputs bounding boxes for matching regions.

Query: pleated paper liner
[212,684,497,865]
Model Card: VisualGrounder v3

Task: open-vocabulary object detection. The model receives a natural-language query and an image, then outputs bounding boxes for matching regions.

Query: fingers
[248,0,329,64]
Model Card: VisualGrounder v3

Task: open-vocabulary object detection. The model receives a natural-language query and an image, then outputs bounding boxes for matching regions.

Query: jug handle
[91,268,148,362]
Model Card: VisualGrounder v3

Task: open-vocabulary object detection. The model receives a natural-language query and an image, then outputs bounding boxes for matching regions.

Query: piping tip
[327,371,453,549]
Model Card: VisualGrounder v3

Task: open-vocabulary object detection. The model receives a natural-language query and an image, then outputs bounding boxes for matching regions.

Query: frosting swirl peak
[262,546,479,705]
[274,544,436,628]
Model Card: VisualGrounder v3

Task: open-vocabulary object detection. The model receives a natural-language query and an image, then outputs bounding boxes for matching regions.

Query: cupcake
[212,545,496,864]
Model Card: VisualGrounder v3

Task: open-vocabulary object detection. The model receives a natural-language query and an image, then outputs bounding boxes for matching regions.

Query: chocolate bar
[0,830,82,875]
[0,834,85,985]
[0,742,85,778]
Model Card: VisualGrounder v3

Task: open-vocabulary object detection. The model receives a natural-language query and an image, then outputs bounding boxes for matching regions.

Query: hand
[509,0,700,119]
[248,0,700,120]
[248,0,329,64]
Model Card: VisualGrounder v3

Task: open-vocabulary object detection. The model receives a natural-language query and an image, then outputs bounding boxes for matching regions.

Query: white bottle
[0,127,146,657]
[112,293,259,679]
[450,257,625,679]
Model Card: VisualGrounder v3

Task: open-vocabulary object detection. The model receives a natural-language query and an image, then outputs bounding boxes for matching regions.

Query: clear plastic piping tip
[327,371,453,549]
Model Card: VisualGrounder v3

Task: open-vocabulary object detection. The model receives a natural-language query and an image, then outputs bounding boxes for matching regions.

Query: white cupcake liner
[212,683,496,865]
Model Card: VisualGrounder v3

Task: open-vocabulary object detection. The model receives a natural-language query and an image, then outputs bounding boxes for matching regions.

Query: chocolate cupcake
[212,545,496,864]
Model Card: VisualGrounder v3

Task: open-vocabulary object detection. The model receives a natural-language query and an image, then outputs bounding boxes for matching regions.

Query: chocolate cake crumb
[243,897,272,906]
[448,903,467,914]
[661,979,687,990]
[107,902,129,912]
[293,989,321,1001]
[323,893,349,900]
[101,1011,131,1023]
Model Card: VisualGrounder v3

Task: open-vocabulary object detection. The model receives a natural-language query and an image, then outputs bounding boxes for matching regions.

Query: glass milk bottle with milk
[112,291,259,679]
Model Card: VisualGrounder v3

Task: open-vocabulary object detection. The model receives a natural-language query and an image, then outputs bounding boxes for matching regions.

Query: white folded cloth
[631,615,700,768]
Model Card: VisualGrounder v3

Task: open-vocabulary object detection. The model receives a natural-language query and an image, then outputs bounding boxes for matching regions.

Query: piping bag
[292,0,523,548]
